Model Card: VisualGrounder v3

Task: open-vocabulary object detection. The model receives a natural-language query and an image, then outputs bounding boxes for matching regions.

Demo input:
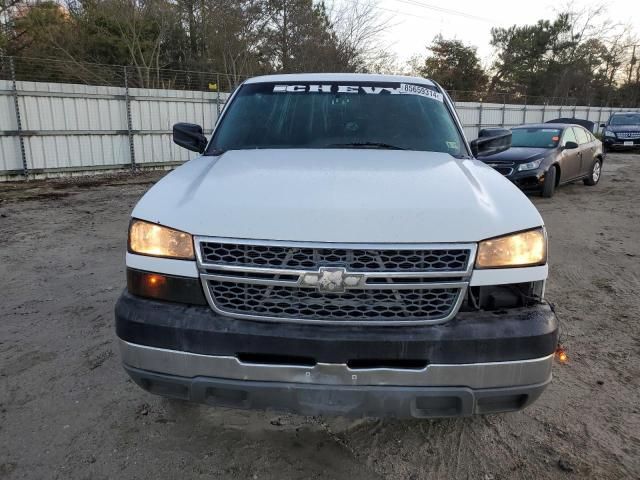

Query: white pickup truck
[115,73,558,418]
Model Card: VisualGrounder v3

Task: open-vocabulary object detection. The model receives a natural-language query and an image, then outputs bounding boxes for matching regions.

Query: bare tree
[552,2,638,100]
[213,0,270,86]
[1,0,23,54]
[98,0,177,87]
[329,0,391,72]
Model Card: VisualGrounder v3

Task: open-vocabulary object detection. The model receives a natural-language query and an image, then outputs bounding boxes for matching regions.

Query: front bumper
[505,168,546,191]
[603,137,640,149]
[115,291,558,417]
[124,362,551,418]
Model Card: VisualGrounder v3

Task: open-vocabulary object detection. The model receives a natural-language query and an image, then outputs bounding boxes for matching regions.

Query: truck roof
[244,73,436,86]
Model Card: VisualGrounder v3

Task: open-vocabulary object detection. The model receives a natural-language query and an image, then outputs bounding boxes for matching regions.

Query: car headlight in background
[604,130,616,138]
[476,228,547,268]
[128,219,194,259]
[517,158,543,171]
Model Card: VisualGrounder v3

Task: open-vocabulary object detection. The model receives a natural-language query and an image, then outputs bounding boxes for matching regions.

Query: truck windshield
[510,128,561,148]
[207,82,466,156]
[609,114,640,125]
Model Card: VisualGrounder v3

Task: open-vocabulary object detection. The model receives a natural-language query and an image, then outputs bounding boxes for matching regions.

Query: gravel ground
[1,153,639,479]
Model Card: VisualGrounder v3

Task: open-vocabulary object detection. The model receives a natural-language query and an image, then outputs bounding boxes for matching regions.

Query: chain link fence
[1,56,604,104]
[1,55,638,180]
[448,90,578,107]
[0,56,251,92]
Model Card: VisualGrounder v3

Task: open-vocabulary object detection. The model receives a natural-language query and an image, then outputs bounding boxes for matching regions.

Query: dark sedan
[601,112,640,151]
[478,124,604,198]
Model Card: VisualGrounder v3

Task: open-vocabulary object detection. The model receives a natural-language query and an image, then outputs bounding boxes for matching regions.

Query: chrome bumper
[119,339,553,389]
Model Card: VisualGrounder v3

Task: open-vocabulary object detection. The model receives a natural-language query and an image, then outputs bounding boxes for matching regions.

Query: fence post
[501,94,506,127]
[216,73,221,117]
[124,66,136,170]
[542,102,547,123]
[522,97,528,124]
[478,100,483,134]
[598,105,603,129]
[9,57,28,178]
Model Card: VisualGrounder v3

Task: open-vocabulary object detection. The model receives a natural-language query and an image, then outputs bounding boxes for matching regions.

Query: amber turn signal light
[555,345,568,364]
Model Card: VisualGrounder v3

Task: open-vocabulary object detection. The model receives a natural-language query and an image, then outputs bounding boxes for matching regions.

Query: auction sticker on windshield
[400,83,443,102]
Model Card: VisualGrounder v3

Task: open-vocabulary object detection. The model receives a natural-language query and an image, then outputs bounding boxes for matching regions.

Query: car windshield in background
[610,114,640,125]
[208,82,466,156]
[510,128,561,148]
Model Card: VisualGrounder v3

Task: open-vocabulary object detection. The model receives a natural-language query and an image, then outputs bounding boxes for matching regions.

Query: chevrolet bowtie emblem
[300,267,363,293]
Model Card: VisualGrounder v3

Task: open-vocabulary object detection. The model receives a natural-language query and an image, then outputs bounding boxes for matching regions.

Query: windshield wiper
[206,147,226,156]
[327,142,407,150]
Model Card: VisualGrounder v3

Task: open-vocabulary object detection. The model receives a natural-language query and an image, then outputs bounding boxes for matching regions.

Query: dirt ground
[1,153,639,480]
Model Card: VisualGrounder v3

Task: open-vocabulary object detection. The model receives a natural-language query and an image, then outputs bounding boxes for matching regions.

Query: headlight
[476,228,546,268]
[128,219,194,259]
[604,130,615,138]
[517,158,543,171]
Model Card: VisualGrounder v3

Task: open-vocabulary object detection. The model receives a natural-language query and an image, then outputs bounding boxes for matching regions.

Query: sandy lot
[1,153,639,479]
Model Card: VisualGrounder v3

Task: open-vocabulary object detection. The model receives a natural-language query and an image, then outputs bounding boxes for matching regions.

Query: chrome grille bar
[617,132,640,139]
[200,272,467,291]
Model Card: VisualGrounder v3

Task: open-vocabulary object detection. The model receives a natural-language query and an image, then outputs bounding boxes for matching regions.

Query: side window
[562,128,577,146]
[574,127,589,145]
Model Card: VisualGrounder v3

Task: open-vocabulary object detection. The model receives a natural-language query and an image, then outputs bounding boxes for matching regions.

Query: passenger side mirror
[173,123,207,153]
[563,141,579,150]
[470,131,512,157]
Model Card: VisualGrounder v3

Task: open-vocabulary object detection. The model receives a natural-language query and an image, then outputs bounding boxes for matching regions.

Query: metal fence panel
[0,80,22,173]
[1,76,639,180]
[0,137,21,173]
[128,88,225,166]
[0,79,234,178]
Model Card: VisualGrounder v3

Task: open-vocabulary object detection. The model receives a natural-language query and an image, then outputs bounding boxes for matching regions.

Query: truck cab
[115,74,558,418]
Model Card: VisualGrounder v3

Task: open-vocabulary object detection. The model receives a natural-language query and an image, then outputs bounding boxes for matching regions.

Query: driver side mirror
[563,141,579,150]
[173,123,207,153]
[470,131,512,157]
[599,123,606,128]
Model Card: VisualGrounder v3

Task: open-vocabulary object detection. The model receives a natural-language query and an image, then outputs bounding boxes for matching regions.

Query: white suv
[115,74,558,418]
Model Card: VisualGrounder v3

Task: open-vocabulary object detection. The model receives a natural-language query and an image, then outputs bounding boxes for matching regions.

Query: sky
[344,0,640,67]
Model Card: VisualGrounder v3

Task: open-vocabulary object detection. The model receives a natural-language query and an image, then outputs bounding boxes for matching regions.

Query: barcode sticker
[399,83,444,102]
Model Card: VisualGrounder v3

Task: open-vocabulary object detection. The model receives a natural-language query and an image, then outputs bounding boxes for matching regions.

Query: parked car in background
[545,117,595,133]
[478,124,604,198]
[601,112,640,151]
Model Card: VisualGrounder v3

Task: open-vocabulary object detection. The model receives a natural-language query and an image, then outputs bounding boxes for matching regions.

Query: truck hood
[132,149,543,243]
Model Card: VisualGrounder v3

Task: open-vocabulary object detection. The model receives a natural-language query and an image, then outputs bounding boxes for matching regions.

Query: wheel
[541,166,557,198]
[583,159,602,186]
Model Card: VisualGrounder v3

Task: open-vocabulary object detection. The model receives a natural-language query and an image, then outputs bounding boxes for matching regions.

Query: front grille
[208,281,460,321]
[485,162,514,177]
[617,132,640,139]
[494,167,514,176]
[200,242,470,272]
[197,238,475,325]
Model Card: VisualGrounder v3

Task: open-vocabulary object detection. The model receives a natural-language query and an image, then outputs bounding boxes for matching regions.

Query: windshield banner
[272,83,444,102]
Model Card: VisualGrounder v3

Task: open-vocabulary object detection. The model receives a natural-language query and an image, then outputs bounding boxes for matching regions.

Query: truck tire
[583,159,602,186]
[541,166,556,198]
